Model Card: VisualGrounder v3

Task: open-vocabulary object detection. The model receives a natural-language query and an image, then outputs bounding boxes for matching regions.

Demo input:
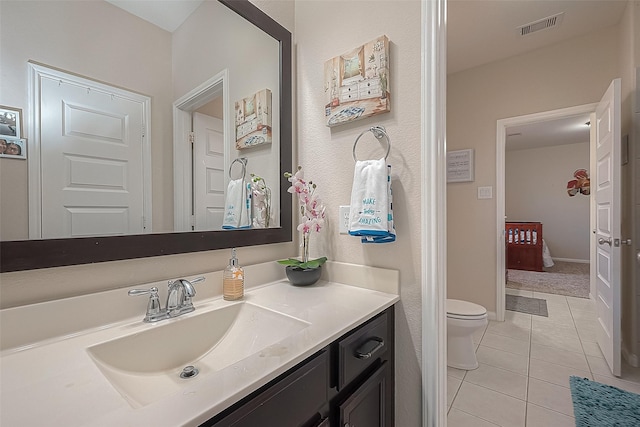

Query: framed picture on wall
[446,149,474,183]
[0,105,22,139]
[324,35,390,127]
[0,137,27,159]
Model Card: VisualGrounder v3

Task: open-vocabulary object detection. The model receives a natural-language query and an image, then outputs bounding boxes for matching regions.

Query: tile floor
[447,288,640,427]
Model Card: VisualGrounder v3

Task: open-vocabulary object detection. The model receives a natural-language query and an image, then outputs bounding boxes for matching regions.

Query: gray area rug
[506,294,548,317]
[507,261,590,298]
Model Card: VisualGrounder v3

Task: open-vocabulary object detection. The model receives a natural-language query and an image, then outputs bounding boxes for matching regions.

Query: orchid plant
[277,166,327,269]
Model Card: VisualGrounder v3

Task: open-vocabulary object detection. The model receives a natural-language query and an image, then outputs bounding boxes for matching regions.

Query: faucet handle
[128,287,165,322]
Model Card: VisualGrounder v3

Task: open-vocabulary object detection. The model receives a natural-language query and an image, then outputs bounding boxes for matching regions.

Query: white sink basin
[87,301,309,408]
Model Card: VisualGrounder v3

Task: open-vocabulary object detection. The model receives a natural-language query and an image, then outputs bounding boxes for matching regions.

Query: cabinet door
[338,362,391,427]
[206,350,328,427]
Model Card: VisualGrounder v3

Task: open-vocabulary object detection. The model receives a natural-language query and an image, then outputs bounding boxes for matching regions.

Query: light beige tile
[530,343,589,371]
[447,408,500,427]
[527,378,575,416]
[526,403,575,427]
[452,382,526,427]
[476,345,529,376]
[621,361,640,384]
[531,318,579,339]
[587,355,615,377]
[506,288,533,297]
[531,331,584,353]
[576,324,597,343]
[529,358,592,388]
[533,292,568,305]
[486,319,530,342]
[504,310,532,327]
[593,374,640,395]
[480,332,530,356]
[570,309,595,323]
[472,323,488,345]
[448,366,467,380]
[566,296,595,312]
[464,363,528,400]
[448,375,462,407]
[581,341,603,358]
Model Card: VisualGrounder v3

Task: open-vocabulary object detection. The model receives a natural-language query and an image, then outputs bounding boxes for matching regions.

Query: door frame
[27,62,152,238]
[495,103,597,321]
[172,69,230,232]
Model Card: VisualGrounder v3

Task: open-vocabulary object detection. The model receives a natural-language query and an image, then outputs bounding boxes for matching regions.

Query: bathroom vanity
[0,262,399,426]
[203,306,394,427]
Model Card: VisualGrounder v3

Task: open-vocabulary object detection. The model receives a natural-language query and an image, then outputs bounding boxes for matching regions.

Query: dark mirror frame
[0,0,292,273]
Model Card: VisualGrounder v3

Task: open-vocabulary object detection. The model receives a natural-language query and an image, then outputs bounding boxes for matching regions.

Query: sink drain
[180,365,199,379]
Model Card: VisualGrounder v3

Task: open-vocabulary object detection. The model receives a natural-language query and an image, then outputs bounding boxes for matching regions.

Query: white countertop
[0,278,398,426]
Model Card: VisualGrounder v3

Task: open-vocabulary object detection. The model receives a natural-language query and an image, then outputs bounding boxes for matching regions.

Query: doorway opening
[495,103,597,321]
[172,69,231,232]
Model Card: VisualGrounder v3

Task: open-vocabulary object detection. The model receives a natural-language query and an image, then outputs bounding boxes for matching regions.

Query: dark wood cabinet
[201,306,394,427]
[337,362,391,427]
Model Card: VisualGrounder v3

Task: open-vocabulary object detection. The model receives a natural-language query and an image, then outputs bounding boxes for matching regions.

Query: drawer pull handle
[355,337,384,359]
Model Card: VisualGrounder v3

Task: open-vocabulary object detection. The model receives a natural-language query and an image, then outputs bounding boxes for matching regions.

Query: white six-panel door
[193,112,225,230]
[30,63,151,239]
[595,78,622,377]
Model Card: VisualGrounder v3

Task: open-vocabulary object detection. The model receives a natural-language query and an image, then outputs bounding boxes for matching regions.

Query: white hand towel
[348,158,396,243]
[222,179,251,229]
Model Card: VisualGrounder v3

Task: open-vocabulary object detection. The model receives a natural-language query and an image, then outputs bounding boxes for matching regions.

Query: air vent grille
[518,12,564,36]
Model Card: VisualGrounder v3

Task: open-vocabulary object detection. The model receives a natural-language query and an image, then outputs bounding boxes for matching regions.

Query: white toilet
[447,299,488,370]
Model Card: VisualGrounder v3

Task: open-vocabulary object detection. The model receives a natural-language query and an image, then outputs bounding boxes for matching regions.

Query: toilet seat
[446,299,487,320]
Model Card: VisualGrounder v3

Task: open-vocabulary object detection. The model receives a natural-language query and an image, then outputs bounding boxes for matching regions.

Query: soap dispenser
[223,248,244,300]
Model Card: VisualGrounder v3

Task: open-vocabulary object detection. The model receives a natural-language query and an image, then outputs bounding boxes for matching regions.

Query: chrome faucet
[129,276,205,322]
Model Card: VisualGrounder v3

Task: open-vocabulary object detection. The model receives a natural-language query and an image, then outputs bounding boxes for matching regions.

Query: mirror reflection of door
[31,63,151,239]
[193,110,225,231]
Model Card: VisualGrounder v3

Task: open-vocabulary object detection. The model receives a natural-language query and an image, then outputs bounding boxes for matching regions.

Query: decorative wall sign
[447,149,474,183]
[324,35,390,127]
[235,89,272,150]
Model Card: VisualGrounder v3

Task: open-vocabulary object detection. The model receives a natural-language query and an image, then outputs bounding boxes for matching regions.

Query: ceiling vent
[517,12,564,36]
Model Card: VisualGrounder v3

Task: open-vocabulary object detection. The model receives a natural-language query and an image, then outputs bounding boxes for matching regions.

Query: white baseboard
[552,257,590,264]
[622,342,639,367]
[487,311,497,321]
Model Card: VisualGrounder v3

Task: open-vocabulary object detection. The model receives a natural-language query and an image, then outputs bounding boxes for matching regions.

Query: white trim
[421,0,447,426]
[623,342,639,368]
[552,257,590,264]
[496,103,598,321]
[27,62,152,238]
[172,69,230,232]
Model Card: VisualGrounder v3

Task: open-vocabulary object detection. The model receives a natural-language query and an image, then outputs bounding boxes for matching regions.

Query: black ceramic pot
[285,265,322,286]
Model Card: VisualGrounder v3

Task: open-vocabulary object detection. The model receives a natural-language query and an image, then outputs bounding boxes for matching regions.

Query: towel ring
[229,157,248,180]
[352,126,391,162]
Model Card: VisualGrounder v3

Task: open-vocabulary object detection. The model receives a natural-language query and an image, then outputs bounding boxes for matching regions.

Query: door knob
[598,237,612,246]
[621,239,632,246]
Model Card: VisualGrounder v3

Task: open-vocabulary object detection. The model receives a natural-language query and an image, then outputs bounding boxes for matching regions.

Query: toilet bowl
[447,299,488,370]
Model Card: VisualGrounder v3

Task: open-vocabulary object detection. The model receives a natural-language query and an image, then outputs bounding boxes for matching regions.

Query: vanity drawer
[336,311,389,390]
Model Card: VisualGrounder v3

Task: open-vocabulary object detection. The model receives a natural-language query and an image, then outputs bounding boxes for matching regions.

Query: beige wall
[0,0,174,239]
[447,25,622,312]
[506,142,591,261]
[295,2,422,425]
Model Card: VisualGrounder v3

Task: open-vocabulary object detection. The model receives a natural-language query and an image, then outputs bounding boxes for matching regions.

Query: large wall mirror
[0,0,292,272]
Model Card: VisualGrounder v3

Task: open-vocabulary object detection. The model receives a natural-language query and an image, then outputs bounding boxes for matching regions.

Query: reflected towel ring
[352,126,391,162]
[229,157,248,180]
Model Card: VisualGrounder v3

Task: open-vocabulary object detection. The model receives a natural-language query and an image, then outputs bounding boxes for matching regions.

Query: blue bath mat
[570,376,640,426]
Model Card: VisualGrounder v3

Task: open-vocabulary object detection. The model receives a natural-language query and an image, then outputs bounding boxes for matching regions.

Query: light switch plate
[477,186,493,199]
[339,205,350,234]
